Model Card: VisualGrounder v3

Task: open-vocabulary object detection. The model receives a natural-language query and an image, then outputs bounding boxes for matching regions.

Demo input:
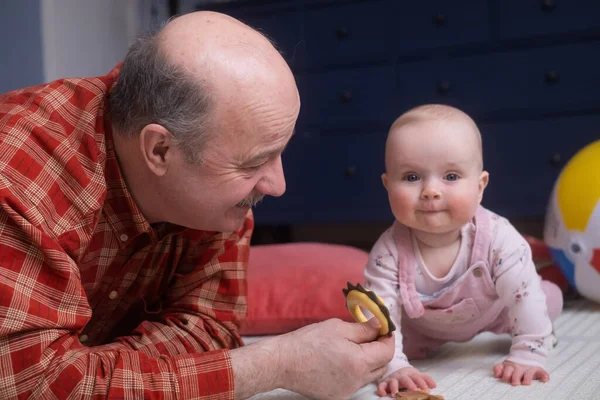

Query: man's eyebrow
[242,131,295,165]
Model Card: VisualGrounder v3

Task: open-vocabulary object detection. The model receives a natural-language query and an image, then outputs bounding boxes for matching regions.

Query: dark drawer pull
[336,27,349,40]
[544,70,559,84]
[433,13,446,26]
[541,0,555,12]
[344,166,357,178]
[437,80,451,94]
[340,90,353,104]
[549,153,562,168]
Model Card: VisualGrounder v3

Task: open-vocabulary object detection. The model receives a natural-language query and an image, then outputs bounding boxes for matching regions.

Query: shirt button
[473,268,483,277]
[119,234,128,242]
[79,334,88,343]
[108,290,119,300]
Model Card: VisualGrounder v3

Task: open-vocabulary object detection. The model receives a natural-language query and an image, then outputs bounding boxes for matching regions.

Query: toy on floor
[395,390,444,400]
[343,282,396,336]
[544,140,600,303]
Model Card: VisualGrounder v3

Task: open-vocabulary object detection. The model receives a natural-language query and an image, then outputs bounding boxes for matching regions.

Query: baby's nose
[421,185,442,200]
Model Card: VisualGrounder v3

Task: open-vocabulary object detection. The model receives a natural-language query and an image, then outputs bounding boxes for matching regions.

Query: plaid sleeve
[0,196,252,399]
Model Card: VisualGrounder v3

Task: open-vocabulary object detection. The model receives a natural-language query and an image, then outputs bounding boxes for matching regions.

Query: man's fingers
[346,318,381,344]
[357,334,395,370]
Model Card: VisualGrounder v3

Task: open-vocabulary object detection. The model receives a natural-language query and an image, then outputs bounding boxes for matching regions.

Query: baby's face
[382,117,488,235]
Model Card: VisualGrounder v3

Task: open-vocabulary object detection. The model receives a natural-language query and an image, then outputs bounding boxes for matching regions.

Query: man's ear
[381,173,389,190]
[139,124,173,177]
[478,170,489,202]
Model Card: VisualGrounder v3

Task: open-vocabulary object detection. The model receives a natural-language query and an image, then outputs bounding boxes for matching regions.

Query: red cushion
[240,242,368,335]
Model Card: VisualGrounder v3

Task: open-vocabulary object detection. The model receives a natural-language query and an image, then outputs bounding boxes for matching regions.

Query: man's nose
[257,156,286,197]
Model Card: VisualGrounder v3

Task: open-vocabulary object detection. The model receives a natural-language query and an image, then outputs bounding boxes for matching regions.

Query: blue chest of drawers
[184,0,600,226]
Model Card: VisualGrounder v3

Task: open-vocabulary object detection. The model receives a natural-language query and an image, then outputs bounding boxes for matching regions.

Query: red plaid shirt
[0,66,252,399]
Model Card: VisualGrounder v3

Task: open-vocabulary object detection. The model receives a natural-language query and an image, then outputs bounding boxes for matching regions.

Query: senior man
[0,11,393,400]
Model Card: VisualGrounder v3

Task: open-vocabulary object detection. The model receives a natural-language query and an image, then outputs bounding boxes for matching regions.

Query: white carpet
[245,298,600,399]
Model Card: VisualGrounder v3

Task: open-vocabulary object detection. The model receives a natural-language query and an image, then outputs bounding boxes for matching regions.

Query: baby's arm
[491,217,555,384]
[364,229,435,394]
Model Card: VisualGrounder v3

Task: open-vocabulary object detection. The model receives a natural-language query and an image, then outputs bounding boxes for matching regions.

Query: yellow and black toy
[343,282,396,337]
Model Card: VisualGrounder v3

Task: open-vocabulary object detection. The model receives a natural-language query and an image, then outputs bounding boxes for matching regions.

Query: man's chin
[211,207,252,232]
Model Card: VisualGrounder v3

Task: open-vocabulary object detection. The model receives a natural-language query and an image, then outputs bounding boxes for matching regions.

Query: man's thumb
[348,317,381,343]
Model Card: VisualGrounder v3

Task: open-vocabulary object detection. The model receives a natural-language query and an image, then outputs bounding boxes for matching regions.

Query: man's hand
[274,317,395,400]
[493,360,549,386]
[376,366,436,396]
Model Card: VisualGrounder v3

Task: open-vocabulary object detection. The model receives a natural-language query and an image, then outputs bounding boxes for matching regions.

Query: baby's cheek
[389,190,413,219]
[390,190,412,209]
[451,192,481,220]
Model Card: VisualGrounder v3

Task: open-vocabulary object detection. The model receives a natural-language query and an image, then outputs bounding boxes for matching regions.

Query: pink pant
[540,280,564,322]
[403,280,563,360]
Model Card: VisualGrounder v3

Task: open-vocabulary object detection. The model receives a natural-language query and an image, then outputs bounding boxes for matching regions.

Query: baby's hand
[493,360,549,386]
[376,366,436,397]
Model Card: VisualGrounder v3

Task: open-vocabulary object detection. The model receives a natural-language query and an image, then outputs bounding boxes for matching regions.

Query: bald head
[160,12,295,102]
[110,11,299,163]
[387,104,483,170]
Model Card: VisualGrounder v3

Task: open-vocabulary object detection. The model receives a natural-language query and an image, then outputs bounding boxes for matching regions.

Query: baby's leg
[541,280,563,322]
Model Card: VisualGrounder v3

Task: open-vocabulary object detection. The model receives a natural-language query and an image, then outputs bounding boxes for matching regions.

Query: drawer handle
[541,0,556,11]
[336,27,349,40]
[340,90,353,104]
[344,166,357,178]
[437,80,451,94]
[544,70,559,84]
[433,13,446,26]
[549,153,562,168]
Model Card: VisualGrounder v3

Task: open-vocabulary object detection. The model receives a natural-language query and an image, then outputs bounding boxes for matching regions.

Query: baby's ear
[478,171,489,200]
[381,173,388,190]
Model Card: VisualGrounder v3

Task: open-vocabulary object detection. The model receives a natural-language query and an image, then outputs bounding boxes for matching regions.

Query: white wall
[41,0,141,81]
[0,0,45,93]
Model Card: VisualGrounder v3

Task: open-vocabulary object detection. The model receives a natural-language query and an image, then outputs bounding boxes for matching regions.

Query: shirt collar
[103,117,154,248]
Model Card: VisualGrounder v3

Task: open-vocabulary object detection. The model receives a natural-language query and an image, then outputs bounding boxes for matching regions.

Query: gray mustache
[236,194,265,208]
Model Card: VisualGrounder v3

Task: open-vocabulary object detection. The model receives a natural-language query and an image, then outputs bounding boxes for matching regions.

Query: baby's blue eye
[445,173,459,181]
[405,174,419,182]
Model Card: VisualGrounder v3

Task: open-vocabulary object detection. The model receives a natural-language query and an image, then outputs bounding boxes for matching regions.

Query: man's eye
[445,173,459,181]
[404,174,419,182]
[244,164,263,172]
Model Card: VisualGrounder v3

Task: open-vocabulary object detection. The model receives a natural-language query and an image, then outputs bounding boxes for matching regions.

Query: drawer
[480,115,600,218]
[389,0,489,52]
[298,65,397,130]
[303,0,393,69]
[396,41,600,119]
[491,0,600,40]
[254,131,393,224]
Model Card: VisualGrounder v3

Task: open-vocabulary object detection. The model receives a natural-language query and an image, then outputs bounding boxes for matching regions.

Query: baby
[364,104,563,397]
